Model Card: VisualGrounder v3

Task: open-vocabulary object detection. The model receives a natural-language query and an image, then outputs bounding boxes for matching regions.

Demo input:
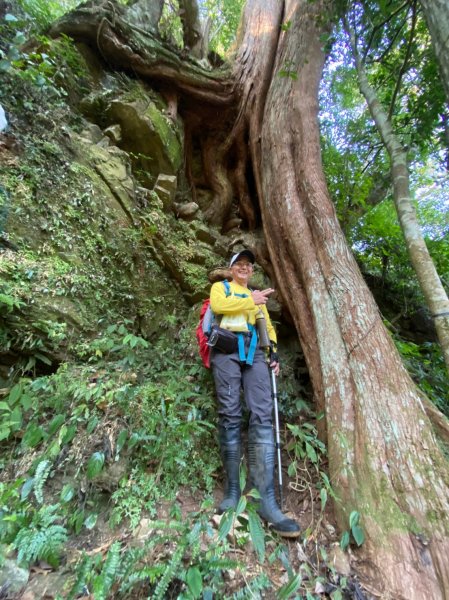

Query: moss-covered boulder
[80,83,183,188]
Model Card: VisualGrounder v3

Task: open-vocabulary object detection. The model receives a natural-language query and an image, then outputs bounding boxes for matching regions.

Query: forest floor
[12,464,371,600]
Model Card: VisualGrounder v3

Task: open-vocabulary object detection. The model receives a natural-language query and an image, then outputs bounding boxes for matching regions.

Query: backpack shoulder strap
[223,280,231,297]
[224,280,251,299]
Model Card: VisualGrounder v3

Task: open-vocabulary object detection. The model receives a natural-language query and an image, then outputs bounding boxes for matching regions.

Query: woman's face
[231,258,253,286]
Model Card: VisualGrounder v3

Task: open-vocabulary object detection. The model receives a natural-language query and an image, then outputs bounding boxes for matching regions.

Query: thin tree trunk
[235,0,449,597]
[418,0,449,106]
[179,0,203,58]
[124,0,164,34]
[345,15,449,375]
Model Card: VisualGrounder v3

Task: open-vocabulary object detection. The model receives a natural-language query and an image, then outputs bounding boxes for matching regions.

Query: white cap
[229,249,255,267]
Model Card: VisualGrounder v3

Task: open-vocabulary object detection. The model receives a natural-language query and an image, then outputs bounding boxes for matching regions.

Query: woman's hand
[270,358,280,376]
[252,288,275,305]
[269,350,280,376]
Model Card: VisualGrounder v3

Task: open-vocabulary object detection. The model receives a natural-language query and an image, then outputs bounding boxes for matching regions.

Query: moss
[146,102,183,172]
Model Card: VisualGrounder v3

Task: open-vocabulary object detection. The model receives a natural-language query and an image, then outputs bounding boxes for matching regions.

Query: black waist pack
[207,325,238,354]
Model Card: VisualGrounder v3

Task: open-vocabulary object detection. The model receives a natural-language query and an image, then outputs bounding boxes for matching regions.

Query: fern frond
[153,544,184,600]
[33,460,52,504]
[92,541,121,600]
[13,508,67,568]
[119,566,165,594]
[66,553,92,600]
[36,504,60,527]
[41,525,68,567]
[207,557,241,570]
[248,510,265,563]
[228,573,271,599]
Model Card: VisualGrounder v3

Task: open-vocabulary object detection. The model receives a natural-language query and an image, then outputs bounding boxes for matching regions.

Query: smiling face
[230,257,254,286]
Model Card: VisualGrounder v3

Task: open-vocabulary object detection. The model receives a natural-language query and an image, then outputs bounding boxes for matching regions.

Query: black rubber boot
[217,425,242,514]
[248,425,300,538]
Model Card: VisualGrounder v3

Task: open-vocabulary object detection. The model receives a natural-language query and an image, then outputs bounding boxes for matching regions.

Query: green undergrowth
[0,315,358,598]
[392,331,449,418]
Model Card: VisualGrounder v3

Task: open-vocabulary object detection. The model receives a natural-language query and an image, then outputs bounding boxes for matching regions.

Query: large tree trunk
[235,0,449,597]
[418,0,449,105]
[345,16,449,375]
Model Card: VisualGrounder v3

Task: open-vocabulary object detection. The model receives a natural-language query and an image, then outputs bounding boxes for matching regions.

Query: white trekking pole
[256,309,284,510]
[270,365,284,511]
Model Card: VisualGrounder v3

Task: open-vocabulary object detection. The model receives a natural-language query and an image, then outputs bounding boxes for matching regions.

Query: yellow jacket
[210,280,277,345]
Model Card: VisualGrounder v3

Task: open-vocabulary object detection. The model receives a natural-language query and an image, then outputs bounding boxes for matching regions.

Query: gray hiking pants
[210,342,273,429]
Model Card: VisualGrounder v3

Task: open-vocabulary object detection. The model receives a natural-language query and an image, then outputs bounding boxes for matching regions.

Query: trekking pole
[270,365,284,511]
[255,309,284,509]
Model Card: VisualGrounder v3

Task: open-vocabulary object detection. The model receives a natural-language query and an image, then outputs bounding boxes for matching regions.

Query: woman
[210,249,300,538]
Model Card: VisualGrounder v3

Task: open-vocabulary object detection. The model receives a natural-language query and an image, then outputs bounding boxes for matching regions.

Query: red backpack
[196,280,231,368]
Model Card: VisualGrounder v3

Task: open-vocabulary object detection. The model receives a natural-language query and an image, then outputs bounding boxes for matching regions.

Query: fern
[152,544,185,600]
[13,504,67,568]
[66,553,92,600]
[14,517,67,568]
[92,541,122,600]
[33,459,52,504]
[248,508,265,563]
[228,573,271,599]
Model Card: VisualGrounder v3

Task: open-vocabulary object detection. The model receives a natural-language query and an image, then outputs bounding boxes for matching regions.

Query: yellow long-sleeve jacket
[210,280,277,345]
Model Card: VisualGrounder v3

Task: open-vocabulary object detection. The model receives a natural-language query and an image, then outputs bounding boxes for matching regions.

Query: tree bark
[49,3,234,107]
[235,0,449,597]
[346,16,449,375]
[179,0,203,58]
[124,0,164,34]
[418,0,449,106]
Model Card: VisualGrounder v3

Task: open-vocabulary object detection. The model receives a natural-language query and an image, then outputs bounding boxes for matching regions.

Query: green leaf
[86,452,105,479]
[21,477,35,500]
[8,383,22,405]
[340,530,350,551]
[47,414,65,436]
[277,573,302,599]
[305,442,317,463]
[218,510,234,542]
[186,566,202,598]
[60,484,75,503]
[351,524,365,546]
[9,406,22,430]
[0,293,15,306]
[20,394,33,411]
[239,462,247,491]
[86,416,99,434]
[35,353,52,366]
[331,590,343,600]
[247,487,261,499]
[349,510,360,529]
[0,401,9,411]
[115,429,127,455]
[248,510,265,563]
[235,496,247,517]
[0,425,11,441]
[22,423,45,447]
[13,32,26,45]
[128,432,141,449]
[84,513,98,530]
[60,424,77,445]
